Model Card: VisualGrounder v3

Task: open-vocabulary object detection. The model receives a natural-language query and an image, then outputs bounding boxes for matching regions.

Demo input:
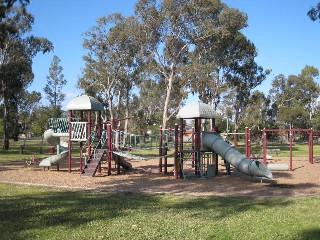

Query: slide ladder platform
[82,149,106,177]
[179,150,204,180]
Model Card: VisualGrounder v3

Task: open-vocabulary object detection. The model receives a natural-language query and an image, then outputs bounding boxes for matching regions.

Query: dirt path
[0,156,319,198]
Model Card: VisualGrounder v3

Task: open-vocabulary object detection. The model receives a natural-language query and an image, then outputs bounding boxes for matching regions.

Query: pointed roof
[66,95,104,111]
[176,101,217,119]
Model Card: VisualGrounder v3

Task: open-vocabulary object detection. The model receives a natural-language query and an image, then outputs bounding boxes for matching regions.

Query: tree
[308,2,320,22]
[79,14,142,127]
[130,78,163,134]
[135,0,268,129]
[239,90,271,138]
[44,55,66,117]
[17,90,41,135]
[31,106,52,143]
[269,65,320,129]
[0,1,53,149]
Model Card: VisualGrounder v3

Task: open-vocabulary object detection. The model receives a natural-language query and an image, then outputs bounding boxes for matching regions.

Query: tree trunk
[162,65,174,130]
[3,100,10,150]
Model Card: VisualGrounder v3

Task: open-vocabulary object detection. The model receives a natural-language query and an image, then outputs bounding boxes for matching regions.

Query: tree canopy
[44,55,66,117]
[78,0,267,130]
[308,2,320,22]
[0,0,53,149]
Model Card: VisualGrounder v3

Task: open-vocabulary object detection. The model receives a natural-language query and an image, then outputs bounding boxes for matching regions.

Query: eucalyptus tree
[308,2,320,22]
[44,55,66,117]
[135,0,268,129]
[186,8,268,113]
[17,90,41,136]
[269,65,320,129]
[239,90,271,137]
[0,0,53,149]
[78,14,142,126]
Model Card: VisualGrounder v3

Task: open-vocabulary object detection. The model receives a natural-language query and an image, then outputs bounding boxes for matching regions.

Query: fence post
[174,124,179,179]
[263,128,267,164]
[309,128,314,164]
[289,130,293,171]
[159,126,163,173]
[107,124,112,176]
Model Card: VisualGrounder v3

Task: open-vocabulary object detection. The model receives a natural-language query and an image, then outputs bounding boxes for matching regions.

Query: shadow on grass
[299,228,320,240]
[0,184,289,239]
[0,188,161,239]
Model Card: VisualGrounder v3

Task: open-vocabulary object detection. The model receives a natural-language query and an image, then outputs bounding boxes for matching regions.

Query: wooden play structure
[40,95,132,176]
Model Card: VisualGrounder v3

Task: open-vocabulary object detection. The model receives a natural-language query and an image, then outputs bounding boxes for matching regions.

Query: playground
[0,95,319,198]
[0,154,319,198]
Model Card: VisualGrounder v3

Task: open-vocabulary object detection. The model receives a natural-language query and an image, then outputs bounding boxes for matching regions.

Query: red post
[191,127,195,167]
[245,127,251,158]
[309,128,314,164]
[164,141,168,174]
[107,124,112,176]
[79,142,83,173]
[194,118,201,175]
[174,124,179,179]
[97,111,102,148]
[159,126,163,173]
[263,128,267,164]
[87,111,92,162]
[248,128,251,157]
[117,124,121,151]
[68,110,72,173]
[289,130,293,171]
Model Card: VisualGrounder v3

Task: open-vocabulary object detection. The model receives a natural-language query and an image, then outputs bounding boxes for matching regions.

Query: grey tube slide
[39,129,69,167]
[202,132,273,179]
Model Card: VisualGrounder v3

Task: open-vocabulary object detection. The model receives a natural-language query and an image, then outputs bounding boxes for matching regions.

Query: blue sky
[27,0,320,109]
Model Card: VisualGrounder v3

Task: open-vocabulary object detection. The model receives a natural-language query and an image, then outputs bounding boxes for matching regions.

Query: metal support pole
[68,110,72,173]
[159,126,163,173]
[289,130,293,171]
[164,141,168,174]
[263,128,267,164]
[191,127,195,167]
[245,127,248,158]
[174,124,179,179]
[87,111,91,158]
[309,128,314,164]
[107,124,112,176]
[79,141,83,173]
[248,128,251,158]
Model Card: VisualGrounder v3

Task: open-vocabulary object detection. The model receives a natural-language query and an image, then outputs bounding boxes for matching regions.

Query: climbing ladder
[179,150,203,179]
[82,149,106,177]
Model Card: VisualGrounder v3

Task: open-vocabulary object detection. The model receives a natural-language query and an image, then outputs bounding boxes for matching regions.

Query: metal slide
[202,132,273,179]
[39,129,69,167]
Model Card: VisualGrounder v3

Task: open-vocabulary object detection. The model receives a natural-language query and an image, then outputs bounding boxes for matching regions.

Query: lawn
[2,137,320,162]
[0,183,319,240]
[0,139,52,162]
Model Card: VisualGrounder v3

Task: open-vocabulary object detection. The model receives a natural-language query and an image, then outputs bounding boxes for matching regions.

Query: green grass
[129,141,320,159]
[0,182,319,240]
[0,139,52,162]
[2,137,320,163]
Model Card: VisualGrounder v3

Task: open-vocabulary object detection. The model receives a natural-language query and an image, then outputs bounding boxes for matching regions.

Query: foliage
[308,2,320,22]
[17,90,41,134]
[31,106,53,138]
[238,90,271,138]
[269,65,320,129]
[44,55,66,117]
[0,0,53,149]
[79,13,142,127]
[0,183,319,240]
